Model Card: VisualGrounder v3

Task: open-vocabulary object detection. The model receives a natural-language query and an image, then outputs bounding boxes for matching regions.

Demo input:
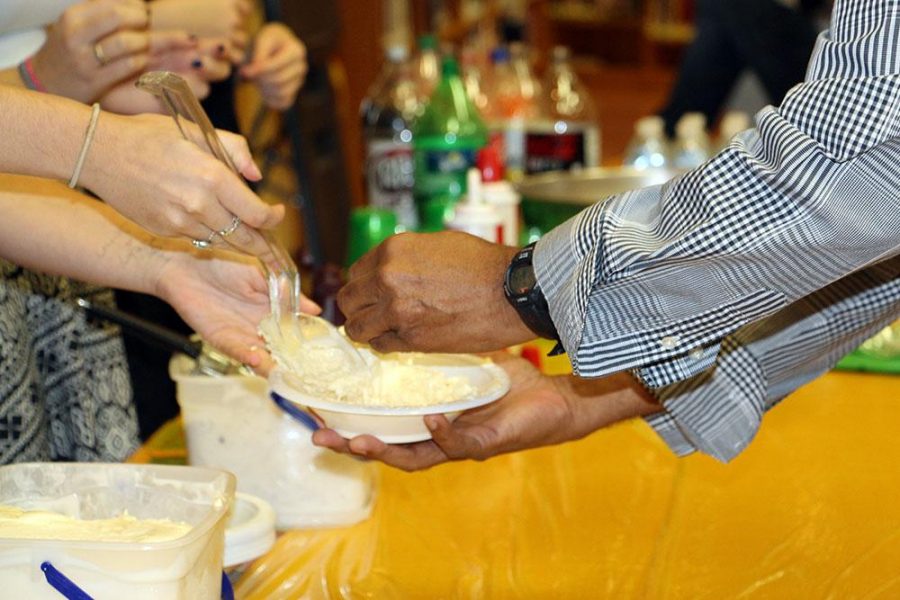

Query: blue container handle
[270,391,320,432]
[42,561,234,600]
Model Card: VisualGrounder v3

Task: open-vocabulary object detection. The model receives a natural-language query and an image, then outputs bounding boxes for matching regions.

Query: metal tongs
[136,72,366,367]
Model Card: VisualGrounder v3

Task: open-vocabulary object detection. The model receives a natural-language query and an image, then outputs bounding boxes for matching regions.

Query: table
[134,370,899,598]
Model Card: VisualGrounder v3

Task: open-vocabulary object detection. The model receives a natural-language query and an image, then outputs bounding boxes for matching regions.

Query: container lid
[224,493,276,568]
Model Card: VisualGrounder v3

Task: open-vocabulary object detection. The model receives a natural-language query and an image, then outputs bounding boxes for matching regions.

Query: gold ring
[93,43,108,66]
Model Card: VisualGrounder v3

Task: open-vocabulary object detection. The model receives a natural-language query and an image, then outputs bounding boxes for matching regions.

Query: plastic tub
[0,462,234,600]
[223,492,276,586]
[170,355,376,530]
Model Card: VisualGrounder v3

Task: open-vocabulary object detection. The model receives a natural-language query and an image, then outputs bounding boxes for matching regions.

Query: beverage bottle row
[623,111,751,170]
[361,36,602,234]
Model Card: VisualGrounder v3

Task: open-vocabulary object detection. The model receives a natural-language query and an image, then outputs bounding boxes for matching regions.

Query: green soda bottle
[413,55,488,231]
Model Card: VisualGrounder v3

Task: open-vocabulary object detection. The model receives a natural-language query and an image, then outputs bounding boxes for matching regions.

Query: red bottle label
[525,132,587,174]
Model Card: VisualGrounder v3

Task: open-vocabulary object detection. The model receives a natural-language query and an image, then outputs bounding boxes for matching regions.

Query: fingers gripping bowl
[262,316,510,443]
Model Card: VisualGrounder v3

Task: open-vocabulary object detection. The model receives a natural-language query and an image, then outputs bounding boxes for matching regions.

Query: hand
[240,23,307,110]
[155,248,320,373]
[312,353,659,471]
[99,40,233,114]
[150,0,252,61]
[83,111,285,259]
[338,231,534,353]
[32,0,196,103]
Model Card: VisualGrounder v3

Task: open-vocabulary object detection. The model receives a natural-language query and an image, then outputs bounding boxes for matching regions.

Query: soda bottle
[360,43,422,230]
[482,45,535,181]
[623,115,669,169]
[525,45,600,175]
[413,55,488,231]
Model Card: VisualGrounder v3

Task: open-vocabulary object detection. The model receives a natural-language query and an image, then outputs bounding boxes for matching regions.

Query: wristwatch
[503,243,566,355]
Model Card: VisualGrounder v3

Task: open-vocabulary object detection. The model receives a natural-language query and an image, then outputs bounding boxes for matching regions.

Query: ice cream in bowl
[261,315,510,443]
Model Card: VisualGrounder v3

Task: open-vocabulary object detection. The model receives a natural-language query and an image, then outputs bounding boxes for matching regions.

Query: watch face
[509,264,537,295]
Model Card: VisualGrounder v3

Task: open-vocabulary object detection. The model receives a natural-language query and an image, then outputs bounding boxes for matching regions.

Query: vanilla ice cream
[0,505,191,543]
[260,315,481,407]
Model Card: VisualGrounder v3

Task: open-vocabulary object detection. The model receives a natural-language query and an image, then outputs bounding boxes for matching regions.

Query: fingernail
[217,44,226,55]
[191,58,203,69]
[188,34,198,43]
[425,417,437,431]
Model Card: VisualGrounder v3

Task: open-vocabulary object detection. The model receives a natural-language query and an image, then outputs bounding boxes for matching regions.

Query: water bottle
[623,115,669,169]
[672,112,711,169]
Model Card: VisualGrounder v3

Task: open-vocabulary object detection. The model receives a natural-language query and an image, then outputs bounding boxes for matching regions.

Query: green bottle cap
[418,34,437,50]
[441,56,459,78]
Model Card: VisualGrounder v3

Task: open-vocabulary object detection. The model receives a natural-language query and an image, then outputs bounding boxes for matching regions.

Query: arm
[312,351,660,470]
[0,176,313,369]
[340,0,899,370]
[0,86,282,258]
[643,256,900,462]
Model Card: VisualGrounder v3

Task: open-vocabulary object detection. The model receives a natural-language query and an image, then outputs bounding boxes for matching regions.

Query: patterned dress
[0,261,137,464]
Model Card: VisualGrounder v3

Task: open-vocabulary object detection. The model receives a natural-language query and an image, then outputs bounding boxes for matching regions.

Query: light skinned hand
[311,352,660,471]
[338,231,534,353]
[240,22,308,110]
[149,0,252,61]
[99,38,234,114]
[154,249,320,373]
[81,111,285,259]
[32,0,196,103]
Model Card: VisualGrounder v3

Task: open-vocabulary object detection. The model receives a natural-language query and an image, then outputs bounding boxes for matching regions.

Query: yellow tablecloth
[135,370,899,598]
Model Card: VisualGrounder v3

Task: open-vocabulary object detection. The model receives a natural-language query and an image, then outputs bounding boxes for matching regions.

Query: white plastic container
[170,355,376,530]
[482,180,521,246]
[0,462,234,600]
[446,168,502,242]
[223,492,276,585]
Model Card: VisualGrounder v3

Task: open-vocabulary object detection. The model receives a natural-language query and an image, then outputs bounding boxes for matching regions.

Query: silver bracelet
[68,102,101,189]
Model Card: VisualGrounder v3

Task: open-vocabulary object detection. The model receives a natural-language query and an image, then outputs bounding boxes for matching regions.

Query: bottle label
[366,139,416,229]
[525,131,586,174]
[414,148,479,199]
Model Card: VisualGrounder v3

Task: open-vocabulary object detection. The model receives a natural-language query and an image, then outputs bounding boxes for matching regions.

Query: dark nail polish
[217,44,226,55]
[191,59,202,69]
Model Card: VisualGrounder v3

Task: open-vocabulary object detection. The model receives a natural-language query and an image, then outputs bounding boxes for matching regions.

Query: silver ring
[216,216,241,238]
[191,237,212,250]
[93,43,108,66]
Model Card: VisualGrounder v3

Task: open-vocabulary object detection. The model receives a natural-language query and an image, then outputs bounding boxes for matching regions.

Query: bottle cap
[419,34,437,51]
[719,111,751,140]
[675,112,707,138]
[551,45,570,64]
[441,55,460,77]
[477,145,505,182]
[490,46,510,64]
[635,115,665,139]
[386,45,409,63]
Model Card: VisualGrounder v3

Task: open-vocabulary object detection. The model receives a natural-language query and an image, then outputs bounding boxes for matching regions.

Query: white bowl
[268,356,510,444]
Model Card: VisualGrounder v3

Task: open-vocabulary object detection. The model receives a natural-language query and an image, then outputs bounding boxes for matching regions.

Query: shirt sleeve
[534,0,900,386]
[644,257,899,462]
[533,0,900,461]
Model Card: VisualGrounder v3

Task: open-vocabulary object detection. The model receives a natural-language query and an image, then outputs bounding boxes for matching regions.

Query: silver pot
[516,167,682,240]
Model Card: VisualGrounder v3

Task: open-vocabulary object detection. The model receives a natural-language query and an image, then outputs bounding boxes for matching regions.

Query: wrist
[502,242,563,350]
[78,111,126,195]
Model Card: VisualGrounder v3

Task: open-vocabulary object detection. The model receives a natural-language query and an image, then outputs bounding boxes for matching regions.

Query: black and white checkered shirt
[534,0,900,462]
